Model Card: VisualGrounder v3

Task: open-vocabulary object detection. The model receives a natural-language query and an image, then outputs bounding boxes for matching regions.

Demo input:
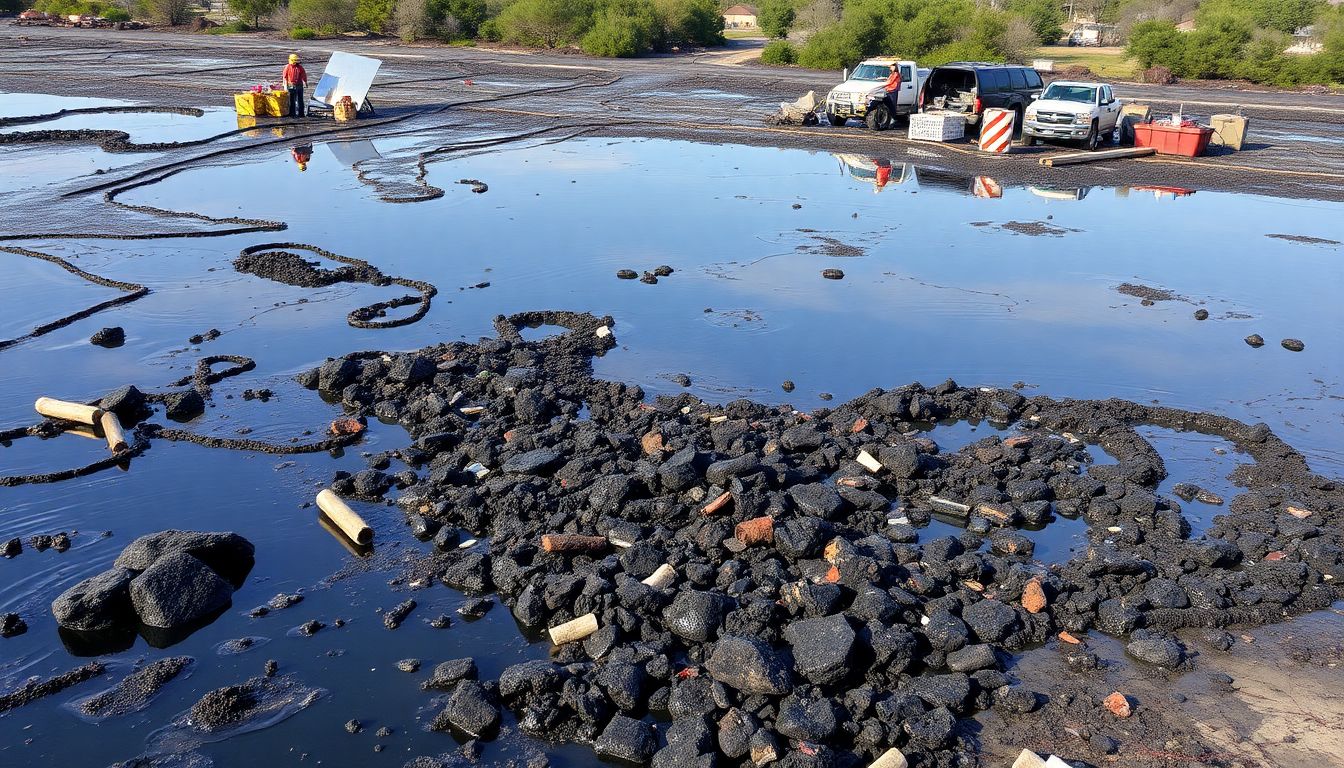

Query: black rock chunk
[705,635,793,695]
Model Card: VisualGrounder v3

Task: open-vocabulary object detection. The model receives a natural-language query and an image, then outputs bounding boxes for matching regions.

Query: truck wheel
[1084,121,1101,151]
[827,113,848,127]
[865,104,893,131]
[1012,106,1024,139]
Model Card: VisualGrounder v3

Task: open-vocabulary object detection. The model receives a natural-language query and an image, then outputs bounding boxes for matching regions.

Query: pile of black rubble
[301,310,1342,768]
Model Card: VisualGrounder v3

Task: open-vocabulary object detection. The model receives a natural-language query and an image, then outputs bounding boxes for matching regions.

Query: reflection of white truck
[1023,81,1122,150]
[825,58,928,130]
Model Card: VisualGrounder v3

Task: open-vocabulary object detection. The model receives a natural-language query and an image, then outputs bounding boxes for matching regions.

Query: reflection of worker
[291,143,312,172]
[283,53,308,118]
[874,159,892,193]
[882,64,902,115]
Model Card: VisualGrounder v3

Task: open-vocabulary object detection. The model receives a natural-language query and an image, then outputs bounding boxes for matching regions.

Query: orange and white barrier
[979,108,1016,154]
[972,176,1003,199]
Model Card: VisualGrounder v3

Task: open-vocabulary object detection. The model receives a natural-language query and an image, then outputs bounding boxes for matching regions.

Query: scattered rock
[1281,338,1305,352]
[595,714,657,763]
[90,326,126,347]
[1245,334,1265,347]
[706,635,793,694]
[130,552,234,629]
[1103,691,1131,718]
[0,613,27,638]
[821,269,844,280]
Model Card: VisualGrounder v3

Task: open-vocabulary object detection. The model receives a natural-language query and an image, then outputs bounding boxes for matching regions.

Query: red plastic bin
[1133,122,1214,157]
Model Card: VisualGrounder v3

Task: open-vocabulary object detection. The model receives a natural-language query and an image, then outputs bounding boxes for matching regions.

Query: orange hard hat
[297,162,307,171]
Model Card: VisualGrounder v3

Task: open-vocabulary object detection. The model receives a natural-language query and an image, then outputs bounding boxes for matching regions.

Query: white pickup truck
[1023,81,1122,150]
[825,58,928,131]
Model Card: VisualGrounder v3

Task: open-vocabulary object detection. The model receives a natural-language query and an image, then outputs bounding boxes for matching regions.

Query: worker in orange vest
[283,53,308,118]
[882,64,902,117]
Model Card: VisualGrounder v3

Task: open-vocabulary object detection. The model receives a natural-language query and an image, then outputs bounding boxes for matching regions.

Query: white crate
[909,112,966,142]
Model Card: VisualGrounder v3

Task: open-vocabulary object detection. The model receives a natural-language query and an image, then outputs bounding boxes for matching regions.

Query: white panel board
[312,52,382,110]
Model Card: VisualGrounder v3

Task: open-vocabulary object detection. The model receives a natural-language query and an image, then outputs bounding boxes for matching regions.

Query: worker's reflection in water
[291,144,313,172]
[874,159,892,194]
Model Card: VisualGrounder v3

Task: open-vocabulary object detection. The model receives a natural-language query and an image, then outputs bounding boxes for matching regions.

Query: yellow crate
[260,91,290,117]
[233,92,263,117]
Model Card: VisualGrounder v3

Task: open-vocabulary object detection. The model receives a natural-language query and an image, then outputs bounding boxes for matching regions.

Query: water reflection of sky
[77,136,1344,475]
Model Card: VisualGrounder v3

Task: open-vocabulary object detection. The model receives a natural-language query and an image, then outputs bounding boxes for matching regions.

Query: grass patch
[1031,46,1138,81]
[207,20,251,34]
[723,28,765,40]
[289,27,317,39]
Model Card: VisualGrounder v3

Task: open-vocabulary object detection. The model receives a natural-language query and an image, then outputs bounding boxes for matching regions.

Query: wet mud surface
[1,34,1344,768]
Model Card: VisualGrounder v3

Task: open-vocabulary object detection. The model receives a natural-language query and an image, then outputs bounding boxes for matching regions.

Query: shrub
[1141,65,1175,84]
[427,0,485,36]
[1008,0,1062,45]
[289,0,356,33]
[138,0,190,24]
[580,9,644,55]
[760,39,796,64]
[355,0,394,32]
[757,0,794,39]
[496,0,592,47]
[102,6,131,19]
[290,25,318,37]
[1181,13,1252,79]
[227,0,278,26]
[476,15,500,39]
[653,0,722,47]
[1127,19,1185,70]
[797,0,1015,72]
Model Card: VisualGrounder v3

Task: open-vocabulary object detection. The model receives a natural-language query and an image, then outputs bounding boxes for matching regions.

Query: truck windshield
[1042,84,1097,103]
[852,64,893,81]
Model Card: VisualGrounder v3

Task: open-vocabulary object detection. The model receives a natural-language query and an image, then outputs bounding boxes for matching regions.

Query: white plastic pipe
[316,489,373,546]
[35,397,101,425]
[548,612,598,645]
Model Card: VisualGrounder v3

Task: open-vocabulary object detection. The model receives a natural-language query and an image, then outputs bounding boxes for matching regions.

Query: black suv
[919,63,1044,129]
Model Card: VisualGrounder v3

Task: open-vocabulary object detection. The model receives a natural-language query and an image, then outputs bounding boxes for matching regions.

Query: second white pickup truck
[1023,81,1122,150]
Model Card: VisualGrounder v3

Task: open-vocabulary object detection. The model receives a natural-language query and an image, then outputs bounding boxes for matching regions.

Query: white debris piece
[857,450,882,473]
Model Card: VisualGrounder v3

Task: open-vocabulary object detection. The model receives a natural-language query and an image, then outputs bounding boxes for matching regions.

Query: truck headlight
[1025,109,1037,120]
[1075,114,1092,124]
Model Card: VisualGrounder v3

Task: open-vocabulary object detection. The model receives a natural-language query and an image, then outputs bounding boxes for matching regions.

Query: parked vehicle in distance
[919,63,1043,131]
[1023,81,1122,150]
[825,58,928,131]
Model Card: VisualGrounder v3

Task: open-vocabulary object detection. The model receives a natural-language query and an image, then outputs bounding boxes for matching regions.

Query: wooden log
[541,534,608,555]
[35,397,102,425]
[548,612,598,645]
[1039,147,1155,167]
[928,496,971,516]
[316,489,373,546]
[100,411,128,453]
[701,491,733,516]
[869,748,908,768]
[641,563,676,589]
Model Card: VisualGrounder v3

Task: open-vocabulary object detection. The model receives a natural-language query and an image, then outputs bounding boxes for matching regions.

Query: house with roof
[723,4,758,29]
